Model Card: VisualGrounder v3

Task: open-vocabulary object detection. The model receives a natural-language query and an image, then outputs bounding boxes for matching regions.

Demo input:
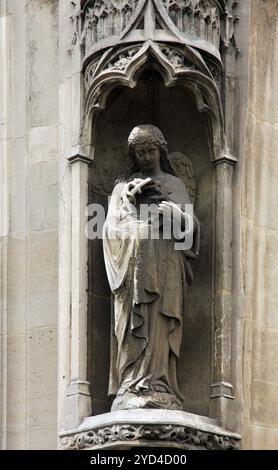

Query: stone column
[210,153,236,429]
[64,156,92,430]
[209,1,240,430]
[59,0,92,431]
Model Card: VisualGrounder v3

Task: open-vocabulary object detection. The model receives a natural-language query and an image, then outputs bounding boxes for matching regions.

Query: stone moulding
[60,424,240,450]
[75,0,239,65]
[83,41,213,92]
[59,409,241,450]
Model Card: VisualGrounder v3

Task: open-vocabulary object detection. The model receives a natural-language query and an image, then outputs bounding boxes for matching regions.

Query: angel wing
[169,152,196,204]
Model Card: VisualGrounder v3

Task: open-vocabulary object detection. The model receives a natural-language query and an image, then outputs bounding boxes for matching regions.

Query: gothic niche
[88,71,214,417]
[62,0,241,450]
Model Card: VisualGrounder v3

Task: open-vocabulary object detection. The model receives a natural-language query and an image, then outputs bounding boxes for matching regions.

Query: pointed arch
[82,40,224,161]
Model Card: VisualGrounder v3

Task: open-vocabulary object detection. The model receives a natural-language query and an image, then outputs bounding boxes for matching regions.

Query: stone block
[28,124,58,163]
[243,226,278,329]
[251,4,278,128]
[29,426,57,450]
[29,161,58,231]
[6,335,26,432]
[8,138,27,239]
[243,422,278,450]
[7,239,26,334]
[6,0,25,15]
[58,0,72,82]
[251,327,278,386]
[242,320,252,420]
[265,294,278,330]
[251,126,278,230]
[263,230,278,326]
[26,0,58,127]
[6,431,26,450]
[9,13,26,139]
[250,379,278,428]
[27,327,58,428]
[244,99,278,231]
[60,409,241,450]
[27,231,58,328]
[243,322,278,428]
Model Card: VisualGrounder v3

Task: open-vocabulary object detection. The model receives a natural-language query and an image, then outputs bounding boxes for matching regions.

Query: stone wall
[241,0,278,450]
[1,0,278,451]
[0,0,59,449]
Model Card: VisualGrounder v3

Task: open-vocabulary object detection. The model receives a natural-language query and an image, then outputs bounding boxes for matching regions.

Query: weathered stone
[27,232,58,328]
[5,432,26,451]
[0,0,59,451]
[28,327,58,428]
[29,124,58,163]
[60,409,241,450]
[2,0,278,453]
[8,12,26,139]
[29,162,58,231]
[240,0,278,448]
[243,423,278,451]
[28,426,57,450]
[26,0,59,128]
[8,137,26,239]
[7,239,26,334]
[103,125,200,412]
[6,0,24,15]
[6,335,26,433]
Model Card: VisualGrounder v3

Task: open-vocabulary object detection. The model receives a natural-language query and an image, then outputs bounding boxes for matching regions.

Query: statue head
[126,124,176,177]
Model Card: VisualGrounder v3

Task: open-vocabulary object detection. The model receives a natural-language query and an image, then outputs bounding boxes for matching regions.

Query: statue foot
[111,391,183,411]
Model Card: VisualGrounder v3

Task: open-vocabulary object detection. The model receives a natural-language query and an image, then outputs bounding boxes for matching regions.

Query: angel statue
[103,125,200,411]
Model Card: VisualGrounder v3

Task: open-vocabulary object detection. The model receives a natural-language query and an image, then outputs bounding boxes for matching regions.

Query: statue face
[134,143,160,171]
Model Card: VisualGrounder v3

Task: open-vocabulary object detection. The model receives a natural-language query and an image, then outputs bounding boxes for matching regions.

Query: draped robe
[103,173,200,410]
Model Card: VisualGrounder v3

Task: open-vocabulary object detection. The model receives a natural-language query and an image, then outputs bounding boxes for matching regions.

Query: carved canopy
[76,0,237,64]
[71,0,238,160]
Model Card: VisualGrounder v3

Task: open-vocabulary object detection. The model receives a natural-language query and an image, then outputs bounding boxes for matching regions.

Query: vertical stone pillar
[64,156,91,430]
[60,0,92,431]
[58,0,73,437]
[209,1,239,430]
[210,154,236,429]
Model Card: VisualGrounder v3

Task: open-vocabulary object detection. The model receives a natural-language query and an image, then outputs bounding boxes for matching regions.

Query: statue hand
[123,178,155,202]
[158,201,194,237]
[158,200,182,216]
[158,201,186,226]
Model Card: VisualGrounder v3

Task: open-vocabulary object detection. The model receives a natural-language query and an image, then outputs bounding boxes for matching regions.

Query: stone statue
[103,125,200,411]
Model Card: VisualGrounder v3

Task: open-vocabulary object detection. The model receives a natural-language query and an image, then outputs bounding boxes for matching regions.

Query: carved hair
[119,125,176,181]
[128,124,167,150]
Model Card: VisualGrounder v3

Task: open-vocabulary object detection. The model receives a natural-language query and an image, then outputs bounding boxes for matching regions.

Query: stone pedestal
[59,409,241,450]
